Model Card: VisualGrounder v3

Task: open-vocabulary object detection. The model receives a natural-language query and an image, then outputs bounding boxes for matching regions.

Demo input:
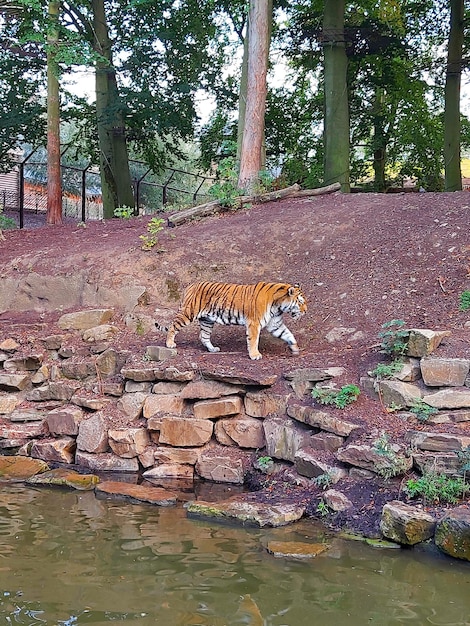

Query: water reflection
[0,485,469,625]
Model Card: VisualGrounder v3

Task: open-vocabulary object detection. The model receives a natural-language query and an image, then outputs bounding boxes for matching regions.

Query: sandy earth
[1,190,469,535]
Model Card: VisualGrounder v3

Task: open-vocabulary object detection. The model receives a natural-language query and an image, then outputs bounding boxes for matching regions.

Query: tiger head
[284,284,307,320]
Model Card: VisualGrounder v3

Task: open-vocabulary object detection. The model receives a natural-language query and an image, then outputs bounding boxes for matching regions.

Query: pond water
[0,484,469,626]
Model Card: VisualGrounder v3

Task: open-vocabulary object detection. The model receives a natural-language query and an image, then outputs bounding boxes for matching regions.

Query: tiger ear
[289,284,300,296]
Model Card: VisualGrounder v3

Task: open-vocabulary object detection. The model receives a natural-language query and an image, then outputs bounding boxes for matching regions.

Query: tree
[46,0,62,225]
[444,0,464,191]
[238,0,272,193]
[322,0,350,192]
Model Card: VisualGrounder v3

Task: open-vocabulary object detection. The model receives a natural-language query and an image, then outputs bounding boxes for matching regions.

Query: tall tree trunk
[322,0,350,192]
[373,87,387,192]
[444,0,464,192]
[237,0,271,194]
[46,0,62,225]
[236,31,249,164]
[92,0,134,218]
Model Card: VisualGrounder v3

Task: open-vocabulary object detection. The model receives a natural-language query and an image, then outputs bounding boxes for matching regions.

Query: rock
[193,396,242,419]
[244,391,289,417]
[323,489,353,511]
[3,355,43,371]
[405,430,470,452]
[180,379,244,400]
[186,497,305,527]
[71,394,111,411]
[422,388,470,409]
[215,417,265,448]
[287,404,361,437]
[263,416,313,462]
[420,357,470,387]
[158,416,213,447]
[0,373,31,392]
[30,437,76,464]
[0,338,20,351]
[294,448,347,482]
[0,420,48,440]
[76,413,109,453]
[143,464,194,480]
[336,443,412,477]
[75,451,139,472]
[108,428,150,458]
[143,394,186,418]
[378,380,421,408]
[0,395,21,414]
[380,501,435,545]
[406,329,451,357]
[325,327,365,342]
[284,367,335,396]
[413,452,462,477]
[152,381,187,395]
[57,309,114,330]
[309,431,345,452]
[200,368,277,387]
[0,455,49,480]
[26,381,81,402]
[195,448,250,483]
[435,506,470,561]
[8,407,47,422]
[266,541,329,558]
[95,480,177,506]
[117,392,148,420]
[394,358,421,382]
[46,405,86,435]
[121,366,195,383]
[82,324,119,343]
[144,345,177,361]
[95,348,129,377]
[25,468,99,490]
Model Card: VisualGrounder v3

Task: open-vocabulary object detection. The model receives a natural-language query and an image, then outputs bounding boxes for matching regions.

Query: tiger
[159,281,307,360]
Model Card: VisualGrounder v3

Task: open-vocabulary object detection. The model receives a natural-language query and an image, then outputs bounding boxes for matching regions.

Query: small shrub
[140,217,165,251]
[378,319,409,357]
[254,455,274,473]
[0,210,17,230]
[409,400,438,422]
[208,157,241,208]
[457,445,470,483]
[316,499,330,517]
[314,472,333,490]
[372,431,409,479]
[370,359,404,380]
[459,290,470,311]
[311,384,360,409]
[113,205,134,219]
[404,472,469,505]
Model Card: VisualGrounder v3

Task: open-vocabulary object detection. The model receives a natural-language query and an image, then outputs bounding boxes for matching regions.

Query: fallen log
[166,181,340,227]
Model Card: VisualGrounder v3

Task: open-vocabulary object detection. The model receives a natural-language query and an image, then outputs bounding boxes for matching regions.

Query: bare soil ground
[1,190,469,536]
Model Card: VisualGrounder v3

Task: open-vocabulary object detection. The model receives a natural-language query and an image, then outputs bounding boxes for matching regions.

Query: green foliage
[459,290,470,311]
[113,206,134,219]
[316,500,330,517]
[140,217,165,251]
[370,358,404,380]
[311,384,360,409]
[372,431,409,479]
[457,446,470,483]
[0,210,17,231]
[404,472,469,505]
[254,455,274,474]
[208,157,241,208]
[409,400,438,422]
[314,472,333,491]
[378,319,409,356]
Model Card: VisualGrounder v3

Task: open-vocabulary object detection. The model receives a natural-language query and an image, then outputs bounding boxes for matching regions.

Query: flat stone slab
[200,368,277,387]
[0,456,49,480]
[25,468,100,490]
[185,496,305,527]
[95,480,177,506]
[266,541,329,558]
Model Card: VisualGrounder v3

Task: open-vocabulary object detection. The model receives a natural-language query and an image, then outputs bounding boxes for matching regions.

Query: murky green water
[0,484,469,626]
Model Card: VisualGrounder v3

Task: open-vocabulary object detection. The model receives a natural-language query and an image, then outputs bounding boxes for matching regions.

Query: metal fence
[1,148,215,228]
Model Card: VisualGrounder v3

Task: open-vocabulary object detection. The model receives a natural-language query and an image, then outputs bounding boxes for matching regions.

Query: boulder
[422,388,470,410]
[75,451,139,472]
[323,489,353,512]
[435,507,470,561]
[406,329,451,357]
[76,413,109,453]
[108,428,150,458]
[180,379,244,399]
[0,455,49,480]
[46,405,86,436]
[380,501,435,545]
[30,437,76,464]
[215,417,265,448]
[158,416,213,447]
[193,396,242,419]
[420,357,470,387]
[244,391,289,417]
[26,468,99,490]
[287,404,360,437]
[263,416,313,462]
[143,394,185,418]
[378,380,421,408]
[95,480,177,506]
[57,309,114,330]
[143,464,194,480]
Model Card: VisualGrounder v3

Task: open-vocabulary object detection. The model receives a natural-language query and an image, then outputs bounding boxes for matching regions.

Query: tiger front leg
[199,319,220,353]
[266,317,300,355]
[246,322,262,360]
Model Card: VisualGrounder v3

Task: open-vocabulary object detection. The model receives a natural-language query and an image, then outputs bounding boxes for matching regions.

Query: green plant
[409,400,438,422]
[140,217,165,251]
[0,210,17,230]
[316,499,330,517]
[457,446,470,483]
[459,290,470,311]
[254,455,274,473]
[311,384,360,409]
[113,205,134,219]
[370,358,404,380]
[372,431,409,479]
[208,157,241,208]
[404,472,469,505]
[378,319,409,356]
[314,472,333,491]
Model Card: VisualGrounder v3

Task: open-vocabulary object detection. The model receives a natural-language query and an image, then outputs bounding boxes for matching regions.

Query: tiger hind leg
[199,318,220,353]
[165,312,191,349]
[265,317,300,355]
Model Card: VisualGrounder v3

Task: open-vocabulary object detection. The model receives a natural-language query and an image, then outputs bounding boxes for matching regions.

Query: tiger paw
[166,340,177,349]
[207,346,221,353]
[249,352,262,360]
[289,344,300,355]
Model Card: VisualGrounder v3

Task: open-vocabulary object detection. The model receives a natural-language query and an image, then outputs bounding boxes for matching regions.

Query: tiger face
[283,284,307,320]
